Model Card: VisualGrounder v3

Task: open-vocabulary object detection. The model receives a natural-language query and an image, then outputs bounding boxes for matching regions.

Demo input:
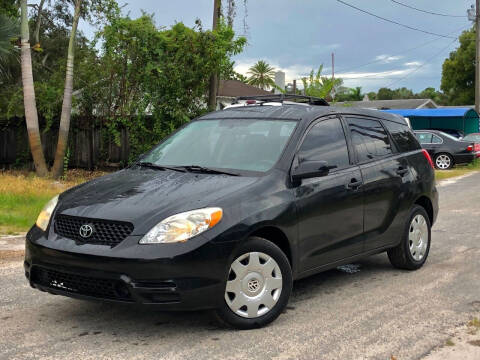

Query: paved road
[1,173,480,360]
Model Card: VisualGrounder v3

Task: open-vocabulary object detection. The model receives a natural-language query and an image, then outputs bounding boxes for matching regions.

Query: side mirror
[291,160,336,181]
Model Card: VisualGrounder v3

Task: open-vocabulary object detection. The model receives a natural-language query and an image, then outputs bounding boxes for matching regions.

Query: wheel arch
[414,195,434,225]
[249,226,294,269]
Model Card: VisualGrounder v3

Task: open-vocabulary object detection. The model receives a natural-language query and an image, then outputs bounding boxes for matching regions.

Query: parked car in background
[430,128,465,139]
[414,130,476,170]
[463,133,480,158]
[25,95,439,329]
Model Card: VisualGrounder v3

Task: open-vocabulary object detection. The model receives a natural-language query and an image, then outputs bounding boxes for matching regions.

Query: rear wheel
[388,205,431,270]
[434,153,453,170]
[215,237,292,329]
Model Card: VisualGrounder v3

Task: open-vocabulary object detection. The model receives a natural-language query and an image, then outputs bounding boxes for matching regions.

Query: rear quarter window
[383,120,421,152]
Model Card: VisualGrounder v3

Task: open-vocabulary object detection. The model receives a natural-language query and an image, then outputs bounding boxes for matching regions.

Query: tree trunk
[51,0,82,179]
[208,0,221,111]
[33,0,45,45]
[20,0,49,177]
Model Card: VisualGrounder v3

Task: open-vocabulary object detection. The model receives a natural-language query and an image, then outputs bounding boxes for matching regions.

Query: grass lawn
[435,159,480,181]
[0,170,107,235]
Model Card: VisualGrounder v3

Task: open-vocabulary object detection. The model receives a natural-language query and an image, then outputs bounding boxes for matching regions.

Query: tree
[247,60,276,90]
[82,16,245,159]
[20,0,49,176]
[0,13,18,81]
[302,65,342,100]
[51,0,82,178]
[441,27,475,105]
[377,87,395,100]
[349,86,363,101]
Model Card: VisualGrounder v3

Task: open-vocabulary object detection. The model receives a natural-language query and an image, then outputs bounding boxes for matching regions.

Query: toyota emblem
[79,224,94,238]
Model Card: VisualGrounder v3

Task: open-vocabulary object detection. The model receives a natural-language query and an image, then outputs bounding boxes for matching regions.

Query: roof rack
[233,94,330,106]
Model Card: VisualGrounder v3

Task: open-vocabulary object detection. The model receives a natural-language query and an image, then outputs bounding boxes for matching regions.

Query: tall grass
[0,170,106,234]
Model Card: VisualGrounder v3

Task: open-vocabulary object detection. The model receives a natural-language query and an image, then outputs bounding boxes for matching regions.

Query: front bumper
[25,227,236,310]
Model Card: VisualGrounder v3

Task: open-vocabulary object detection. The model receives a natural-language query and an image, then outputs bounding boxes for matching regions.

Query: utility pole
[208,0,221,111]
[331,52,336,100]
[468,3,480,113]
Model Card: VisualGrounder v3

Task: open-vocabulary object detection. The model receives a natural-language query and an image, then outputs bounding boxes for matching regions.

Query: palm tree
[0,13,18,81]
[51,0,82,178]
[247,60,276,90]
[20,0,49,177]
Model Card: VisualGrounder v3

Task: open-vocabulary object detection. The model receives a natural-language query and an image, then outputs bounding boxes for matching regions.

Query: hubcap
[409,214,429,261]
[435,155,451,169]
[225,252,282,319]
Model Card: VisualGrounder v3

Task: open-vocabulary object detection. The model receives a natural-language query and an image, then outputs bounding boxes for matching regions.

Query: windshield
[141,119,298,173]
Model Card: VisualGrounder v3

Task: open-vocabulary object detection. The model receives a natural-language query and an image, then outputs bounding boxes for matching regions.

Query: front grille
[54,214,134,247]
[31,267,132,301]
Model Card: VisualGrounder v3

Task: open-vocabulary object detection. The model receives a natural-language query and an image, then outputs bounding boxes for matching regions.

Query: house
[334,98,439,110]
[216,80,271,109]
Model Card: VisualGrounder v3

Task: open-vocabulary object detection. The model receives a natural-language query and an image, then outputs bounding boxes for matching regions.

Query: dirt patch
[468,340,480,347]
[0,250,25,262]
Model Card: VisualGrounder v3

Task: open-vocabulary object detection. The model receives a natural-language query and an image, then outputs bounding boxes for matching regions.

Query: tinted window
[415,132,433,144]
[383,120,421,152]
[142,119,297,172]
[298,118,350,169]
[347,118,393,163]
[432,134,443,144]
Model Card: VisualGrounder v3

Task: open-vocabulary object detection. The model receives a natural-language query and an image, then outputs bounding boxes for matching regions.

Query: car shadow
[33,253,401,338]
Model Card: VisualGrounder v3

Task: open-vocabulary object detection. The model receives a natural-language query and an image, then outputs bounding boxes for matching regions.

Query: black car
[25,96,438,329]
[414,130,476,170]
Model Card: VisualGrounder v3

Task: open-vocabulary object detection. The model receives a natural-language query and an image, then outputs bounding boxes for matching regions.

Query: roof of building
[217,80,272,97]
[334,99,438,110]
[383,108,479,118]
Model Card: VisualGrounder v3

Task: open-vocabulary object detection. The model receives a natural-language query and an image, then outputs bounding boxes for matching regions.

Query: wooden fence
[0,123,130,169]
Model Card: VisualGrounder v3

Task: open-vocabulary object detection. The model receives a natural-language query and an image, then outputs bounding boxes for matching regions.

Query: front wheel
[388,205,431,270]
[214,237,292,329]
[434,153,453,170]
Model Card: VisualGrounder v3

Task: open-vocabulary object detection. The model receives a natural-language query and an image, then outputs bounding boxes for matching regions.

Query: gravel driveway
[1,173,480,360]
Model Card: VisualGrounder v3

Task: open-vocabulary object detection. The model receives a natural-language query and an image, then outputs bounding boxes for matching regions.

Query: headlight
[36,195,59,231]
[139,207,223,244]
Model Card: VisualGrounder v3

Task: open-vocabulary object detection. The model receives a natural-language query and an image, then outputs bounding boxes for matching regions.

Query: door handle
[347,179,363,190]
[396,167,409,176]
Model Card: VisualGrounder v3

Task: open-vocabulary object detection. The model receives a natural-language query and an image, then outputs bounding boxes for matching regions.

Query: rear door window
[298,117,350,170]
[346,117,393,163]
[431,134,443,144]
[415,133,433,144]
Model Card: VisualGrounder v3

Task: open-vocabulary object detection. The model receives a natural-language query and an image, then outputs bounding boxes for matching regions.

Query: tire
[214,237,293,329]
[388,205,431,270]
[434,153,454,170]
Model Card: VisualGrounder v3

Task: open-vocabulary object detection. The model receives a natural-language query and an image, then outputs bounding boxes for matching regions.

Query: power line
[382,37,459,88]
[335,0,457,38]
[337,25,469,74]
[390,0,465,18]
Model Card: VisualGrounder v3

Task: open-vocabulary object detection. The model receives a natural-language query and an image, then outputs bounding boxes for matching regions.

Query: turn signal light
[422,149,434,169]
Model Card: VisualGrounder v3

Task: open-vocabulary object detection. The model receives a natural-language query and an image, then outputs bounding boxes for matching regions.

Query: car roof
[199,104,405,124]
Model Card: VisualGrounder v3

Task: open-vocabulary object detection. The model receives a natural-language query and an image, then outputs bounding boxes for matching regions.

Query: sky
[77,0,473,93]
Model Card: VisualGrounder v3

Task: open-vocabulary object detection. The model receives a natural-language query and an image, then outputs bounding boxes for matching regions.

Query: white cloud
[374,55,403,63]
[405,61,422,67]
[234,58,431,92]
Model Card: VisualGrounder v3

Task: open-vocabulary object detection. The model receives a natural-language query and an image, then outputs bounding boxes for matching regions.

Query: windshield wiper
[137,162,186,173]
[178,165,239,176]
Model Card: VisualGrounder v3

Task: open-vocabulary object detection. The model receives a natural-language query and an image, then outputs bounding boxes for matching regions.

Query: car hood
[56,168,259,235]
